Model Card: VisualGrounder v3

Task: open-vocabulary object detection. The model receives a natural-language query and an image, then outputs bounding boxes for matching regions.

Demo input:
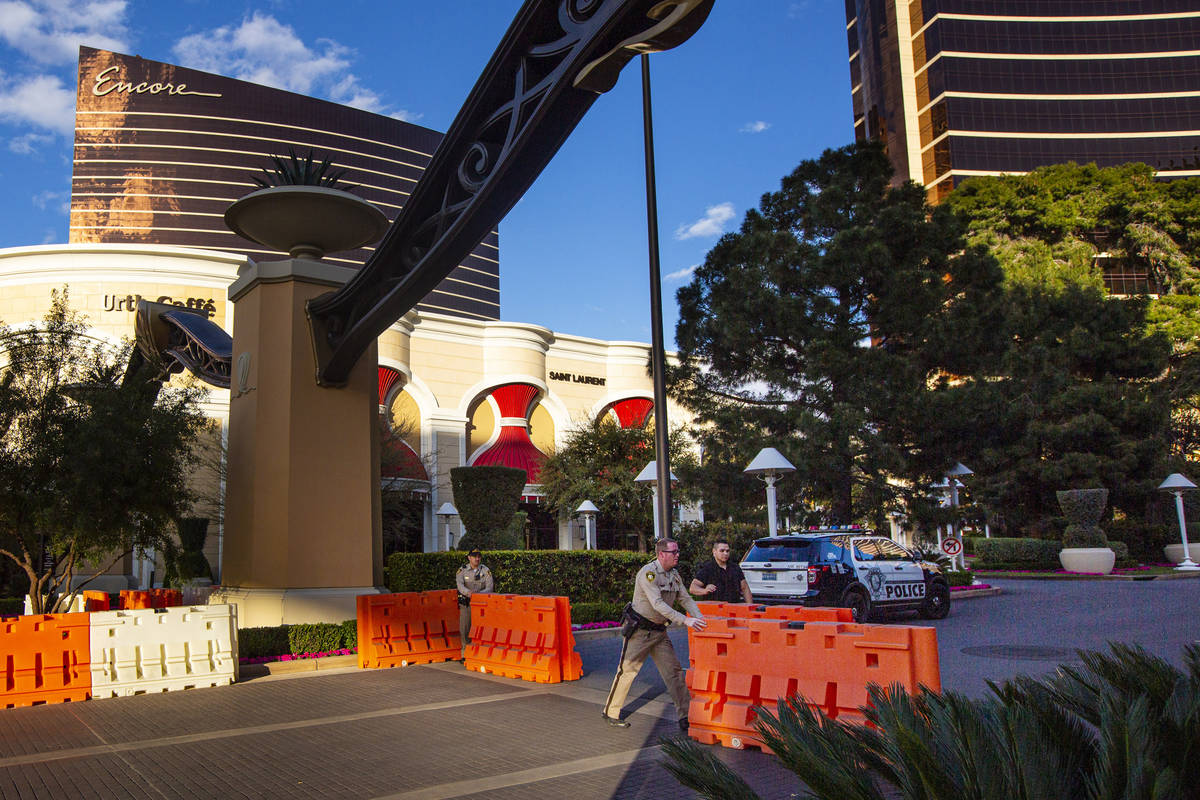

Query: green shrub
[387,550,650,604]
[1109,540,1133,567]
[945,570,974,587]
[1062,523,1107,549]
[963,535,987,555]
[287,623,344,655]
[238,626,291,659]
[0,597,22,615]
[451,465,527,549]
[340,618,357,650]
[1107,518,1171,563]
[972,537,1061,570]
[568,601,624,625]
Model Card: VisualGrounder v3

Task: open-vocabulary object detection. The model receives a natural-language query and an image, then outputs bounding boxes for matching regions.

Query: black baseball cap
[468,548,482,557]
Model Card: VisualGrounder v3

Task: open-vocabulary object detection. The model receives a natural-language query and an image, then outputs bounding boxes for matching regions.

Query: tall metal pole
[641,54,672,540]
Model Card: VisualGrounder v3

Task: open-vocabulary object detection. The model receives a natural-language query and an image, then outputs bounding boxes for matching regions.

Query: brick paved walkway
[0,661,799,799]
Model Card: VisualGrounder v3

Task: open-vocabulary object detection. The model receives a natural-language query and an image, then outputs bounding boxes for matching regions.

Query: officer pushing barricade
[602,537,706,732]
[455,548,493,651]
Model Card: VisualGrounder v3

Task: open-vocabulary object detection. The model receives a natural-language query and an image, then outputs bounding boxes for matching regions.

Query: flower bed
[572,621,620,631]
[240,647,356,666]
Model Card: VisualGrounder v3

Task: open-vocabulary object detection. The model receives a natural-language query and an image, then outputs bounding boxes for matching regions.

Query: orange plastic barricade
[687,618,940,752]
[356,589,461,669]
[553,596,583,681]
[119,590,153,610]
[464,594,564,683]
[696,602,853,623]
[82,591,110,612]
[150,589,182,609]
[0,613,92,708]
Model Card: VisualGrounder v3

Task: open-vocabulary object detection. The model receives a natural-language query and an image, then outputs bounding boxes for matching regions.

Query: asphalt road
[575,576,1200,703]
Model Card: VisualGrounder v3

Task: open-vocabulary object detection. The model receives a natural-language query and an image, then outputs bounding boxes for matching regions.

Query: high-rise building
[846,1,1200,203]
[71,47,500,321]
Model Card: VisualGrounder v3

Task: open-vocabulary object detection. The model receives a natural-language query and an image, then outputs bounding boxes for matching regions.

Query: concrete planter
[1164,543,1200,564]
[1059,547,1115,575]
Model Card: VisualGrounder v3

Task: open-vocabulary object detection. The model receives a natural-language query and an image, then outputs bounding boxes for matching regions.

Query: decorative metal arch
[306,0,714,386]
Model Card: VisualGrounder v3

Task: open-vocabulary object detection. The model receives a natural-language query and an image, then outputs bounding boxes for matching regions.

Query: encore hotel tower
[846,1,1200,202]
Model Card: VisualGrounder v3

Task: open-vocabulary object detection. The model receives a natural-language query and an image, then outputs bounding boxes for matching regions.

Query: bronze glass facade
[845,2,1200,203]
[70,47,500,321]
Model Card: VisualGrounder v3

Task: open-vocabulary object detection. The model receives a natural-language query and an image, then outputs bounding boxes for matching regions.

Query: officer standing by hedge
[602,537,706,732]
[456,548,493,650]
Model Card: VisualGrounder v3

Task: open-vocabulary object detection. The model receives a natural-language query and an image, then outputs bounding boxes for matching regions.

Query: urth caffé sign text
[103,293,217,318]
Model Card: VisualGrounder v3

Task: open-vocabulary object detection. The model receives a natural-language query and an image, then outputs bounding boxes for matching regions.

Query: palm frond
[658,735,762,800]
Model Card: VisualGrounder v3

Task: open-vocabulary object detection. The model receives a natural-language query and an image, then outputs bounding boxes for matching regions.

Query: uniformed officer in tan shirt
[602,537,706,731]
[456,548,493,649]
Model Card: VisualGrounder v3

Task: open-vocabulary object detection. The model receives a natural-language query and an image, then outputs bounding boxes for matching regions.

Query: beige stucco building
[0,242,690,590]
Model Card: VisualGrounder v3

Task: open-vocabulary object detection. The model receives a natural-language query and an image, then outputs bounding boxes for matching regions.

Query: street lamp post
[1159,473,1199,571]
[744,447,796,537]
[436,502,458,552]
[635,461,678,542]
[576,500,599,550]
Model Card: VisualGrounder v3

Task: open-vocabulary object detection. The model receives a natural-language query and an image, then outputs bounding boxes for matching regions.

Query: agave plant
[661,643,1200,800]
[250,147,354,190]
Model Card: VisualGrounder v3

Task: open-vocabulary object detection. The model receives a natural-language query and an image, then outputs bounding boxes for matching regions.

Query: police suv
[739,527,950,622]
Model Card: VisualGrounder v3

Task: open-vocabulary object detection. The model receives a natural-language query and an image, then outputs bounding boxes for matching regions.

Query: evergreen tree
[670,141,1004,524]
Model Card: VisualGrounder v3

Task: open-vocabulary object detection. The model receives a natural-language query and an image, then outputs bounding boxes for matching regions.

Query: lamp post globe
[437,502,458,552]
[744,447,796,537]
[635,461,677,541]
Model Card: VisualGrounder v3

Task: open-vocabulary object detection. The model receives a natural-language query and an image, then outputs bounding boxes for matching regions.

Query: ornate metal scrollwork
[129,300,232,390]
[306,0,713,386]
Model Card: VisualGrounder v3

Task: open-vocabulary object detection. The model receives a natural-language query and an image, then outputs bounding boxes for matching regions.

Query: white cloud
[0,72,76,135]
[8,131,55,153]
[665,264,699,281]
[674,202,735,240]
[740,120,770,134]
[0,0,129,64]
[32,189,68,213]
[172,13,419,119]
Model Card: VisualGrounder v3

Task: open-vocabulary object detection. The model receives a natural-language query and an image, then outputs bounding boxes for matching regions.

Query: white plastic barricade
[89,604,239,697]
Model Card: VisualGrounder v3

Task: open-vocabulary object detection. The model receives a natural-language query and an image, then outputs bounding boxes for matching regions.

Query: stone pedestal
[214,258,383,626]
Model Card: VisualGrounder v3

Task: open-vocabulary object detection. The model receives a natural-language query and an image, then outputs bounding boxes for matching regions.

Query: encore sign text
[92,65,222,98]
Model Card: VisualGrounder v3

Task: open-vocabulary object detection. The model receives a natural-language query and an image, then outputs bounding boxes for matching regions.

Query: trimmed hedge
[287,623,344,655]
[972,537,1133,570]
[387,550,651,604]
[237,620,356,660]
[569,601,625,625]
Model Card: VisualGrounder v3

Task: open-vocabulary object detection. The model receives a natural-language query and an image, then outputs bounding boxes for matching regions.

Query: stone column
[215,258,383,626]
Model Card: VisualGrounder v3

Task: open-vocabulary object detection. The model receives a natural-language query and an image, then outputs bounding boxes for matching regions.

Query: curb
[240,653,358,679]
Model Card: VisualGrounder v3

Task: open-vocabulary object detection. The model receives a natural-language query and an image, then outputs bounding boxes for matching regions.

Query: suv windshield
[744,540,817,563]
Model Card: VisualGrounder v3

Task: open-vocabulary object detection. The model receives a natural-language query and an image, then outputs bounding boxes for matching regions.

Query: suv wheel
[843,588,871,623]
[918,581,951,619]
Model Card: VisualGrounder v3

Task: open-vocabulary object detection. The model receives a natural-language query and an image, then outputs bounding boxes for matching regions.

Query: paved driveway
[0,576,1195,799]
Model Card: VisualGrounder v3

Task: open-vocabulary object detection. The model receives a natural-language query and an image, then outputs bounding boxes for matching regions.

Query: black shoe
[678,718,689,734]
[602,713,630,728]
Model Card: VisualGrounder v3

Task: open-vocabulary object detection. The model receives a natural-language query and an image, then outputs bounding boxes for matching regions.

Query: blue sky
[0,0,852,346]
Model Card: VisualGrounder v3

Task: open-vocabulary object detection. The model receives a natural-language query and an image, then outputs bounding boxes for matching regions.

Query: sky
[0,0,853,348]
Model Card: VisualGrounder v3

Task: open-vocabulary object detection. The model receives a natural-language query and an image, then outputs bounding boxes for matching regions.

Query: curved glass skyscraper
[846,1,1200,202]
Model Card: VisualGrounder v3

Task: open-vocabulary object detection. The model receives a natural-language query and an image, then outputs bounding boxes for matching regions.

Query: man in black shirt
[688,538,752,603]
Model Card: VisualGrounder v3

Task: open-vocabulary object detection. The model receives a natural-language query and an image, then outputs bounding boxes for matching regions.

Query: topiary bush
[1057,488,1109,548]
[450,466,527,550]
[386,550,650,604]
